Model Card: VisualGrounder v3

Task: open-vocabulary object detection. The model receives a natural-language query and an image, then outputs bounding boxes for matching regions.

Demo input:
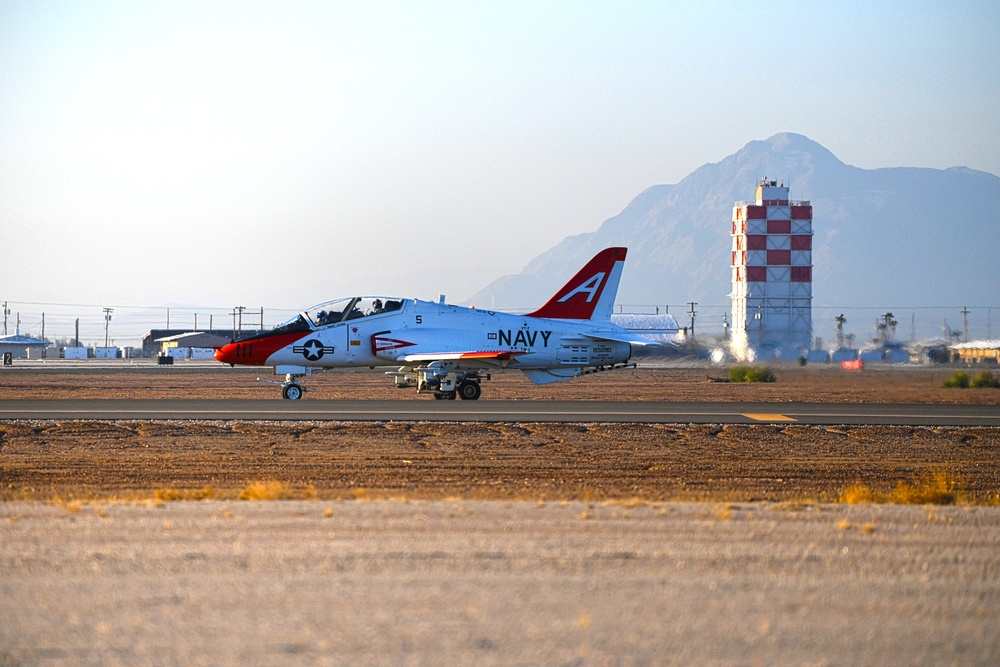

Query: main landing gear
[390,362,486,400]
[433,379,482,401]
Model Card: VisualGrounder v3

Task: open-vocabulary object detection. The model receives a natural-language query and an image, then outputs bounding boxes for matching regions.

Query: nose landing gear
[258,370,310,400]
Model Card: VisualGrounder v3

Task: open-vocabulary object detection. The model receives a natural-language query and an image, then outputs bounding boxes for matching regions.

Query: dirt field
[3,363,1000,665]
[2,363,999,504]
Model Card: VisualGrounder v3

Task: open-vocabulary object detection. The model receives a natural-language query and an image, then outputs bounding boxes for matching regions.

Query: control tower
[730,178,813,360]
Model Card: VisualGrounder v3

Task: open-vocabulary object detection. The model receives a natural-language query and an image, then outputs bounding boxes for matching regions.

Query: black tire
[282,383,303,400]
[457,381,481,401]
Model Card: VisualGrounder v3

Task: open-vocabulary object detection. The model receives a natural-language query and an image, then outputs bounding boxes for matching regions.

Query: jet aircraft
[214,247,656,399]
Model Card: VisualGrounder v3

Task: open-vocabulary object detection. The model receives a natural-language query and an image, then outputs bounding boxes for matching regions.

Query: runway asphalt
[1,398,999,425]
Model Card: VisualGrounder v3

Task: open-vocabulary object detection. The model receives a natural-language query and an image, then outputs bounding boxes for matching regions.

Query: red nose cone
[213,332,311,366]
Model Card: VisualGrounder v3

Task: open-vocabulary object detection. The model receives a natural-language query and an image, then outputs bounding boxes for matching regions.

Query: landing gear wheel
[457,381,481,401]
[282,383,303,400]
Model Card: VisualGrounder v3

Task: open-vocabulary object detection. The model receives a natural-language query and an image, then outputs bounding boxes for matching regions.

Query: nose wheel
[258,373,308,399]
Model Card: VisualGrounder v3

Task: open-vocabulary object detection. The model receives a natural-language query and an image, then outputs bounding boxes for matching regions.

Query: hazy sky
[2,1,998,343]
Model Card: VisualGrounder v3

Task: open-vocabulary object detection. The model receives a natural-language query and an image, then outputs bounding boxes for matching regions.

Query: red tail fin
[526,247,627,320]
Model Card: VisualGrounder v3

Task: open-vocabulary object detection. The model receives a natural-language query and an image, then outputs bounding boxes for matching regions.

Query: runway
[1,398,998,426]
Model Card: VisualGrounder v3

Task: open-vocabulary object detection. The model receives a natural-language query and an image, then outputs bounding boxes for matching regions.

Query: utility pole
[687,302,697,339]
[232,306,246,339]
[2,302,8,335]
[961,306,970,343]
[103,308,113,347]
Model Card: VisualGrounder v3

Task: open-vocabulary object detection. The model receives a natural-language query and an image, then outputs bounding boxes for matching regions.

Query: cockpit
[269,297,406,335]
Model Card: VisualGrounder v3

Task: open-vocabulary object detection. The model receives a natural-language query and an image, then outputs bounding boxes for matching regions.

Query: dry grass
[154,486,216,501]
[888,472,963,505]
[238,481,316,501]
[839,482,877,504]
[840,471,968,505]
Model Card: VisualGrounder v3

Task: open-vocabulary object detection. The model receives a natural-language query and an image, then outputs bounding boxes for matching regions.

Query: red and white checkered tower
[730,178,813,361]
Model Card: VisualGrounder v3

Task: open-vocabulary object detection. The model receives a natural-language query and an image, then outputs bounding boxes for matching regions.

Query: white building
[730,178,813,361]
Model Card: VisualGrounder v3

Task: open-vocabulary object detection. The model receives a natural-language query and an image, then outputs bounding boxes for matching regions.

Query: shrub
[944,370,1000,388]
[942,371,970,388]
[971,371,1000,388]
[729,366,776,383]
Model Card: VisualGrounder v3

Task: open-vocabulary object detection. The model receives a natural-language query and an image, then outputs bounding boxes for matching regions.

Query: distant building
[155,331,231,359]
[729,178,813,361]
[950,340,1000,364]
[141,329,262,356]
[0,333,51,360]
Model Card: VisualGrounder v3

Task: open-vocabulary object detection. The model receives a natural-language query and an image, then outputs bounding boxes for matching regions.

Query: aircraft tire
[457,381,481,401]
[282,384,303,400]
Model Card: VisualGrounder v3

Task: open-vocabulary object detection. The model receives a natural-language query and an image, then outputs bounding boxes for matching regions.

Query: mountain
[466,133,1000,333]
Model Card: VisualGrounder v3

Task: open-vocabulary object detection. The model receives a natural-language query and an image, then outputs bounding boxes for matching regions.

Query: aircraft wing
[579,330,659,346]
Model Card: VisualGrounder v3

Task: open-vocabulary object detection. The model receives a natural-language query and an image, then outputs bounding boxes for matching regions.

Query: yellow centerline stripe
[743,413,797,422]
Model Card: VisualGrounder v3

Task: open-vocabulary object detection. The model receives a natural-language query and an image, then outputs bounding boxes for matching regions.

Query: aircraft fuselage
[217,297,632,372]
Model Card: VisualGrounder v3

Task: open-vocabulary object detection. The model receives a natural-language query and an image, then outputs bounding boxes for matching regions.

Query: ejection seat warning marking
[743,413,797,422]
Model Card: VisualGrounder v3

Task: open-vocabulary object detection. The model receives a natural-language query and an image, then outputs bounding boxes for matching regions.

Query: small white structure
[93,347,119,359]
[63,346,88,359]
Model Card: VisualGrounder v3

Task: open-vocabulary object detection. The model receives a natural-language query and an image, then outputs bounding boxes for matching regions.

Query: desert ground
[2,361,999,665]
[2,499,998,667]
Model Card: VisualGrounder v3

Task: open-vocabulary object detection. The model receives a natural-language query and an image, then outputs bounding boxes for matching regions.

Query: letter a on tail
[526,247,627,321]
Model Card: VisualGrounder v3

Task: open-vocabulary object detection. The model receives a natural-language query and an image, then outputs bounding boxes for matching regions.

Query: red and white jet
[214,247,655,399]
